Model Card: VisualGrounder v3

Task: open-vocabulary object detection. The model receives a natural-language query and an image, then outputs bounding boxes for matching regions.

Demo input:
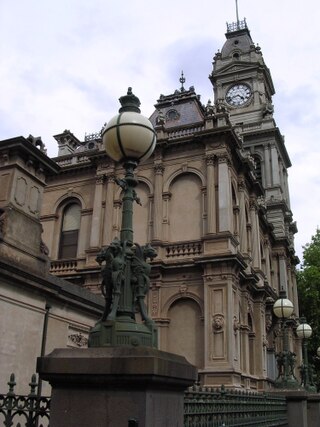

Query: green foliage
[297,229,320,390]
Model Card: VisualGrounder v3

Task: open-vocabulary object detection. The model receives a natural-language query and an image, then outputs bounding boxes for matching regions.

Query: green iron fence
[0,374,50,427]
[184,384,288,427]
[0,375,288,427]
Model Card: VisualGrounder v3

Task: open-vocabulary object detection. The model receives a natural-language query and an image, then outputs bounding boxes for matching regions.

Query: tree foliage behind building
[297,228,320,389]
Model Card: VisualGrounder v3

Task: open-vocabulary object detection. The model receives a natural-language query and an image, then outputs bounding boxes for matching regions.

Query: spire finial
[179,71,186,92]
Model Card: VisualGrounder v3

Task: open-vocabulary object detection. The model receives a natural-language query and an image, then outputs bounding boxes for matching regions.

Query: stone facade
[0,20,300,392]
[0,136,104,394]
[37,21,300,390]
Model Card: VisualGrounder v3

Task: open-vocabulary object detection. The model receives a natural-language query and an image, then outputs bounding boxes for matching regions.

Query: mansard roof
[149,85,205,130]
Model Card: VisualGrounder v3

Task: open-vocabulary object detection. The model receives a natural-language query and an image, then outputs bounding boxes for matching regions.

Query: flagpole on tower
[235,0,240,28]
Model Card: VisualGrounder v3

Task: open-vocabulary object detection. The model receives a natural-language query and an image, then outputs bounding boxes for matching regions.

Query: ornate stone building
[0,136,104,394]
[39,19,299,390]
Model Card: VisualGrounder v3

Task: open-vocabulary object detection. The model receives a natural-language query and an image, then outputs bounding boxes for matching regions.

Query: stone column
[153,163,164,241]
[162,192,171,242]
[278,251,288,293]
[89,175,105,248]
[264,238,272,285]
[249,199,261,269]
[270,144,280,186]
[238,179,247,254]
[218,154,232,232]
[37,347,197,427]
[264,144,271,187]
[102,173,115,246]
[206,155,216,234]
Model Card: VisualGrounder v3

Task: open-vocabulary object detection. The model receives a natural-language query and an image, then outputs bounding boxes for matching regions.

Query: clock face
[225,84,252,106]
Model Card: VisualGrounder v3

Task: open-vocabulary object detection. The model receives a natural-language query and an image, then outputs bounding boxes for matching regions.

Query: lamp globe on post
[88,87,158,349]
[296,318,316,392]
[273,289,299,389]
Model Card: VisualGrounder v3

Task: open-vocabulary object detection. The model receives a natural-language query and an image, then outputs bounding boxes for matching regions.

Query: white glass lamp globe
[273,297,294,319]
[103,111,156,163]
[296,322,313,339]
[102,88,156,164]
[317,346,320,357]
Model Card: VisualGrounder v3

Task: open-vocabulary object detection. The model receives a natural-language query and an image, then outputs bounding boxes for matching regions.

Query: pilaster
[217,154,232,232]
[89,174,105,248]
[206,155,216,234]
[153,163,164,241]
[102,173,116,245]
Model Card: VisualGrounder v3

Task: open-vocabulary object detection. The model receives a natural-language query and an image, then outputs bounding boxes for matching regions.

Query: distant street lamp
[88,87,158,348]
[273,290,299,389]
[296,318,316,392]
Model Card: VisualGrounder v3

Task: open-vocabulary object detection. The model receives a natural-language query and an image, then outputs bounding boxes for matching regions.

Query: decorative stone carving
[179,284,188,294]
[26,134,47,154]
[68,332,88,348]
[154,163,165,175]
[233,316,240,333]
[238,178,246,191]
[265,312,273,332]
[212,314,224,332]
[40,239,49,256]
[96,175,105,185]
[155,109,165,126]
[205,154,216,166]
[151,289,159,316]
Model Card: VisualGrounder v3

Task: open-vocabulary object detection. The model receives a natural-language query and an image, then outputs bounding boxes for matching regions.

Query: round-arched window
[59,202,81,259]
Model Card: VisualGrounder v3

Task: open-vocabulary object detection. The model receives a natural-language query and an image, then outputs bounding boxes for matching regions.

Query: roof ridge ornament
[179,71,186,92]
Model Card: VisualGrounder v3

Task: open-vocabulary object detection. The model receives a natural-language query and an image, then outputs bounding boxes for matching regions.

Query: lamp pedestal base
[37,346,197,427]
[88,317,157,348]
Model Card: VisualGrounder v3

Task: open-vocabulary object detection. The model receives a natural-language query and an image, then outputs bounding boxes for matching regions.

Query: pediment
[213,61,259,77]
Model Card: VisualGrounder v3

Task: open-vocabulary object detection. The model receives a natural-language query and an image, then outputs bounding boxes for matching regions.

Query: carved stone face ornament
[212,314,224,331]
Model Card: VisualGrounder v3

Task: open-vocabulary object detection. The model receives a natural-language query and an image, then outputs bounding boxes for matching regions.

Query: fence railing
[0,374,50,427]
[1,375,288,427]
[184,384,288,427]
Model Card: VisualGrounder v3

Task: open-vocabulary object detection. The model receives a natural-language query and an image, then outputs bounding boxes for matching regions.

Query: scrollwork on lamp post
[88,87,158,348]
[296,318,317,392]
[273,289,299,389]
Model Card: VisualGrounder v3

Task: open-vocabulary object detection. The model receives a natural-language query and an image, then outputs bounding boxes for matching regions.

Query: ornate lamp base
[88,318,158,348]
[274,377,300,390]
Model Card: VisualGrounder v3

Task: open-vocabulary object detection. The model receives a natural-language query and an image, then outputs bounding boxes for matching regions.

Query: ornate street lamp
[88,88,158,348]
[273,289,299,389]
[296,318,316,392]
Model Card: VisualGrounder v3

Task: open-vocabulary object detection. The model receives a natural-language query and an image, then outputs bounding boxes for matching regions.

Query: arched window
[59,202,81,259]
[167,298,203,368]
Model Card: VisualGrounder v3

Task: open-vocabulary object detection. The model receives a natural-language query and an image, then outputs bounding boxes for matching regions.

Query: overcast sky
[0,0,319,263]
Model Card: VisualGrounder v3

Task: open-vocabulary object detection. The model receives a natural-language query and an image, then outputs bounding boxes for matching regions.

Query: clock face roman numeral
[226,84,252,106]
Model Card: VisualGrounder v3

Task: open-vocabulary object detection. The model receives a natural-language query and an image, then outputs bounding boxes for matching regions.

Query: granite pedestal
[37,346,197,427]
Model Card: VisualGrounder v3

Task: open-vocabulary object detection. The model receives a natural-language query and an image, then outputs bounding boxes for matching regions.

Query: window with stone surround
[59,202,81,259]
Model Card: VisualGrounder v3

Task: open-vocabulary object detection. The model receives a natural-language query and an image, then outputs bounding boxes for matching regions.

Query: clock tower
[210,19,275,126]
[210,19,297,261]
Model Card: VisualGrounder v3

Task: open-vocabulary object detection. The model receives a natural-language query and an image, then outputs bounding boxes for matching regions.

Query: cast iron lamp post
[88,87,158,348]
[296,318,316,392]
[273,290,299,389]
